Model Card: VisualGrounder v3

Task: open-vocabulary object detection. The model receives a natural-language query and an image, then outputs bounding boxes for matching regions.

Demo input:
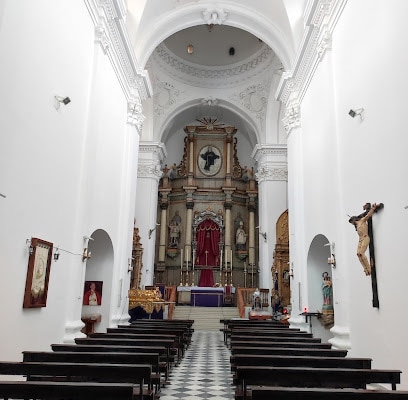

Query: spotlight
[229,47,235,56]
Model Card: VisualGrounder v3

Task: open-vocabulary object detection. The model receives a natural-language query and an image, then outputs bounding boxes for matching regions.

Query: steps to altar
[173,306,239,331]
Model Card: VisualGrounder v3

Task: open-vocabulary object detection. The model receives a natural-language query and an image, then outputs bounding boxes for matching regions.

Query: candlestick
[230,250,233,271]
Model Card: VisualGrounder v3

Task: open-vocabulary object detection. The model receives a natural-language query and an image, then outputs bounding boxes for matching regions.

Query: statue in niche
[321,272,332,307]
[235,220,247,250]
[168,163,177,180]
[168,211,182,248]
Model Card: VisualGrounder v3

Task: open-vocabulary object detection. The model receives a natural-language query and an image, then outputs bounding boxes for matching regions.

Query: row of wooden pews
[0,318,194,400]
[223,318,408,400]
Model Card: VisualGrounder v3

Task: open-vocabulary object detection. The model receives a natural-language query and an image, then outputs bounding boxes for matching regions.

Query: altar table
[177,286,235,307]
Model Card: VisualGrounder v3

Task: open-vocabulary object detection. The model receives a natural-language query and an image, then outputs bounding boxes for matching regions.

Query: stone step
[172,306,239,331]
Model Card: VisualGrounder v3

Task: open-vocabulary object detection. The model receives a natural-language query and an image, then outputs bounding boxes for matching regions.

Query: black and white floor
[159,330,234,400]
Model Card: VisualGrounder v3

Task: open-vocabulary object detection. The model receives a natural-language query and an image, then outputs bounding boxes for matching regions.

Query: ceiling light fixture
[187,44,194,54]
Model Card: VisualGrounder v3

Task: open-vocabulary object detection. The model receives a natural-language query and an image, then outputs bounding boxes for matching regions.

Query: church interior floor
[159,330,234,399]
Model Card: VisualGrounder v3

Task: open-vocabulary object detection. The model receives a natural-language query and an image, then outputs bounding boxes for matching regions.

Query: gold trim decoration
[128,288,165,314]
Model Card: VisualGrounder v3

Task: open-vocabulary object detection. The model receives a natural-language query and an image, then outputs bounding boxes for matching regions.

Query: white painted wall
[289,0,408,389]
[0,0,137,359]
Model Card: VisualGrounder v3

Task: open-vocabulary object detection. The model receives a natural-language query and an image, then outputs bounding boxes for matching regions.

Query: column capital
[138,142,167,181]
[252,144,287,183]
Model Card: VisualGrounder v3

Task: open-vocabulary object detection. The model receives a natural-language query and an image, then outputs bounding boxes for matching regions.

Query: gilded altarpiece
[271,210,290,309]
[156,122,259,288]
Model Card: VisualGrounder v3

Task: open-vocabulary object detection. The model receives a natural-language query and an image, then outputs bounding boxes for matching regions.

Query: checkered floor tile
[159,330,234,399]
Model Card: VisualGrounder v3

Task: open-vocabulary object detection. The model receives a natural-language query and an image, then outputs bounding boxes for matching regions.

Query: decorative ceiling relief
[202,7,228,25]
[153,80,183,117]
[152,44,275,88]
[233,83,268,127]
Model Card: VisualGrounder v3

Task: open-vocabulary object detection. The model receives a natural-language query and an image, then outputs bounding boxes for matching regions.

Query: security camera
[348,108,364,120]
[348,109,357,118]
[62,97,71,105]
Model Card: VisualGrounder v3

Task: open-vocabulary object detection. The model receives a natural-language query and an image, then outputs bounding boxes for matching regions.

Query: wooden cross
[350,202,384,308]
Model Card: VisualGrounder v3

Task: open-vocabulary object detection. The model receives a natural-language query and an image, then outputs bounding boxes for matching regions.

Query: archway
[306,234,334,342]
[81,229,114,333]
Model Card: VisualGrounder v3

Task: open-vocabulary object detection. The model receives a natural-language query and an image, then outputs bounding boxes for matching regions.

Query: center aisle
[160,330,234,400]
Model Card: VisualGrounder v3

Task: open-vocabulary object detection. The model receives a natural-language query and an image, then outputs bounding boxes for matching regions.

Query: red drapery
[196,219,220,287]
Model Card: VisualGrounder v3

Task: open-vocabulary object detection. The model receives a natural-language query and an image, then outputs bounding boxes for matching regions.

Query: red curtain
[196,219,220,287]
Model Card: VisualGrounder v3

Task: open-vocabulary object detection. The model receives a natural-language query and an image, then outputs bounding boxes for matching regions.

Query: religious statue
[168,211,182,248]
[348,202,383,275]
[235,220,247,250]
[321,272,332,308]
[252,288,262,311]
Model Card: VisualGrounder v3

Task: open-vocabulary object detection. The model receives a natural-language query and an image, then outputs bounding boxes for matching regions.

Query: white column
[135,142,166,288]
[253,144,288,294]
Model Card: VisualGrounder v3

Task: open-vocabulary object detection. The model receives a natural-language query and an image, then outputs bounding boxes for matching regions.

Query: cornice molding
[276,0,347,105]
[252,144,287,162]
[85,0,152,105]
[152,43,275,89]
[139,141,167,161]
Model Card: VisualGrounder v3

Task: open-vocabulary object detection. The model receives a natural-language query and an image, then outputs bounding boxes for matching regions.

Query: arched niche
[81,229,114,333]
[306,234,334,341]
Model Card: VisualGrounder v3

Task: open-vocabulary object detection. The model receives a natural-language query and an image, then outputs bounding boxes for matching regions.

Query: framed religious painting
[23,238,53,308]
[197,145,222,176]
[83,280,103,306]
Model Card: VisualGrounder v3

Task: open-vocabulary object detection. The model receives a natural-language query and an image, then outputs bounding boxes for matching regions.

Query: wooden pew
[23,351,162,392]
[0,381,136,400]
[230,327,311,335]
[250,386,408,400]
[230,345,348,358]
[0,361,153,400]
[231,334,321,343]
[88,332,183,359]
[52,343,170,383]
[230,339,332,349]
[220,318,292,343]
[74,337,176,377]
[230,354,372,374]
[235,365,401,400]
[114,325,193,347]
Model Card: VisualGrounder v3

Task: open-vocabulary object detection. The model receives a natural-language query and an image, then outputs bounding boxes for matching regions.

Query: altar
[177,286,235,307]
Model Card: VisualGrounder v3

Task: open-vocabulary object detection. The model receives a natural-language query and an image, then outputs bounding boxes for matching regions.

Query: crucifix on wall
[348,202,384,308]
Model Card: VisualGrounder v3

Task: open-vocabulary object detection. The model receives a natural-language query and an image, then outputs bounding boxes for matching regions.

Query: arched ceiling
[127,0,301,147]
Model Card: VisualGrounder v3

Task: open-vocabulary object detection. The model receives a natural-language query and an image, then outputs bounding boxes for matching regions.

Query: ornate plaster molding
[85,0,152,104]
[202,7,228,25]
[255,166,288,183]
[282,98,301,136]
[276,0,347,105]
[153,79,184,117]
[152,43,275,89]
[127,98,145,132]
[137,161,163,181]
[139,141,167,161]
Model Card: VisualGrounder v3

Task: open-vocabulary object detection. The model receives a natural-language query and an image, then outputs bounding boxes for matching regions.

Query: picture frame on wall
[23,238,53,308]
[83,280,103,306]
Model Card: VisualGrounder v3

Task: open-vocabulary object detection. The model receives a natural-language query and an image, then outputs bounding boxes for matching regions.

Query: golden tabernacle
[128,288,165,314]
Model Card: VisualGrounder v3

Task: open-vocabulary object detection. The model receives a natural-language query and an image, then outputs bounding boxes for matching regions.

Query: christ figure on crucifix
[348,203,382,275]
